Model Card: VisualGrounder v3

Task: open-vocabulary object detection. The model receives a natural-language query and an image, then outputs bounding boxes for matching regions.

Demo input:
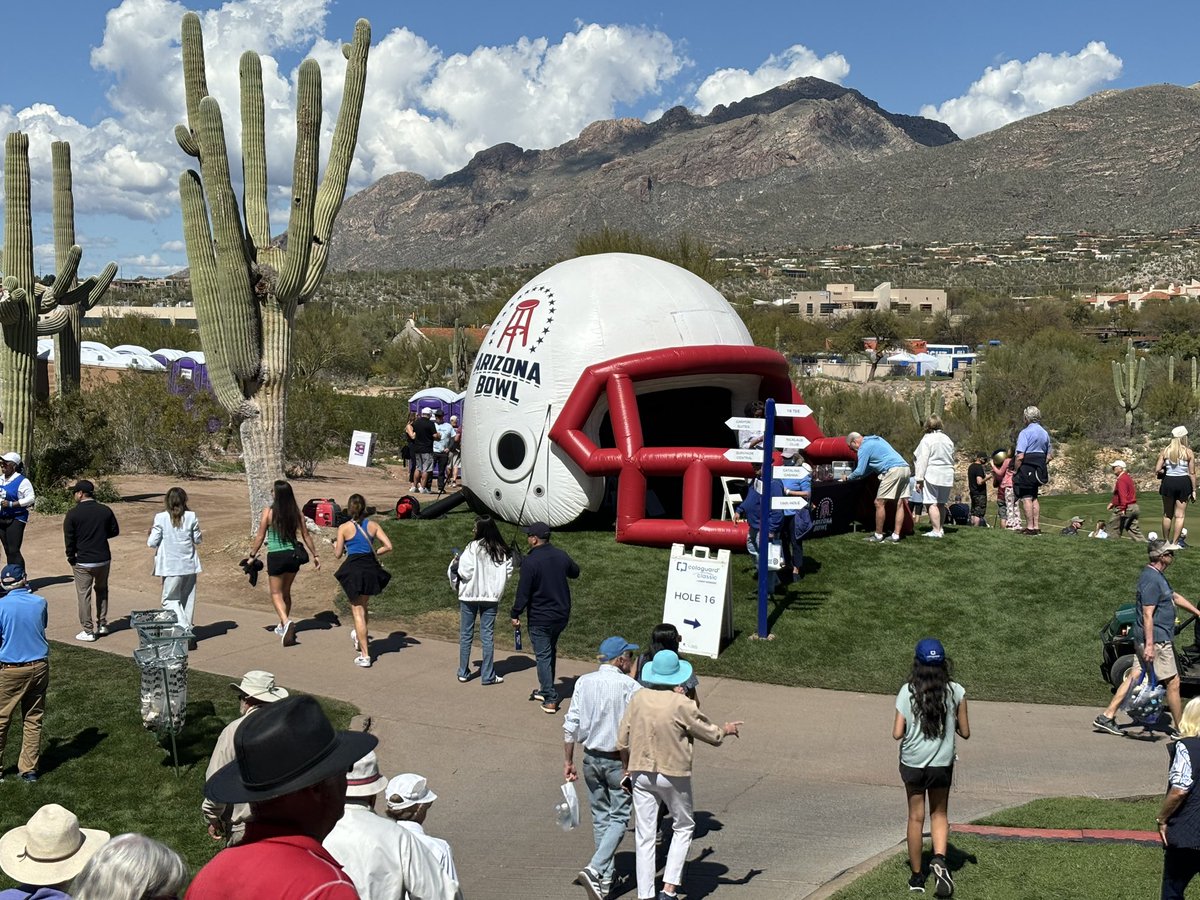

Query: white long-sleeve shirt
[452,539,512,603]
[325,804,461,900]
[148,510,202,576]
[913,431,956,488]
[393,820,458,886]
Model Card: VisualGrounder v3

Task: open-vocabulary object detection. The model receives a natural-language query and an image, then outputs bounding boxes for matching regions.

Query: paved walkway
[27,557,1169,900]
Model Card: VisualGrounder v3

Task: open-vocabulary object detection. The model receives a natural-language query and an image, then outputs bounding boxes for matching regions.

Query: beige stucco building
[787,282,947,319]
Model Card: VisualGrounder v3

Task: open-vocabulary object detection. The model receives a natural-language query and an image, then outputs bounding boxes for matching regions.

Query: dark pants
[0,519,26,569]
[529,623,564,703]
[1163,846,1200,899]
[434,452,449,492]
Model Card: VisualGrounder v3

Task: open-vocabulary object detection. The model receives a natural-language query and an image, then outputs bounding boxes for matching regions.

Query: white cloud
[693,44,850,113]
[919,41,1122,138]
[160,239,186,251]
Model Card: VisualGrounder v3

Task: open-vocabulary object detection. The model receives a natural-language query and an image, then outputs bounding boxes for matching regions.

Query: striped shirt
[563,664,642,753]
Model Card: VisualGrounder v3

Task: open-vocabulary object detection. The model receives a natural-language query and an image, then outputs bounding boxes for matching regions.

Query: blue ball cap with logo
[1,564,26,587]
[597,636,639,662]
[914,637,945,665]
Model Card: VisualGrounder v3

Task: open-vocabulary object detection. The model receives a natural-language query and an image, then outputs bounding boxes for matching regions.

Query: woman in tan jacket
[617,650,742,900]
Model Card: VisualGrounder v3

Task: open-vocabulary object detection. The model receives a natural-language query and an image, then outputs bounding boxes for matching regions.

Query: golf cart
[1100,603,1200,693]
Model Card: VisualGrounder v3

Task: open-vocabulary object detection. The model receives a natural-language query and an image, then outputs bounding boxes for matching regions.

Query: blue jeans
[528,623,564,703]
[583,753,632,881]
[458,603,498,683]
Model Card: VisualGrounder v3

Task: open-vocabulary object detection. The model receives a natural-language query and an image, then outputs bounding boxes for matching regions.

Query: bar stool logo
[472,284,554,405]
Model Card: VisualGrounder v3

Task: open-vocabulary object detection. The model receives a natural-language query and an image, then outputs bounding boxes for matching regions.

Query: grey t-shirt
[1134,565,1175,645]
[896,681,965,768]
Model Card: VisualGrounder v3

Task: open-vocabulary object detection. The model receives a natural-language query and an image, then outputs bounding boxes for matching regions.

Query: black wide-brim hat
[205,695,377,804]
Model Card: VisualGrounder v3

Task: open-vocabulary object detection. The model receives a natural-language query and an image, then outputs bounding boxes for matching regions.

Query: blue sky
[1,0,1193,277]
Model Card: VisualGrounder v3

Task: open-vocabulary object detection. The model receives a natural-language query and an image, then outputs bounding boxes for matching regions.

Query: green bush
[285,381,345,477]
[1144,380,1198,427]
[85,314,201,352]
[87,374,225,476]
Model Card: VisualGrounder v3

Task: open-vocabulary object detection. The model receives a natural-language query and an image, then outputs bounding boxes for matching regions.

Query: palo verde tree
[2,133,114,460]
[174,13,371,529]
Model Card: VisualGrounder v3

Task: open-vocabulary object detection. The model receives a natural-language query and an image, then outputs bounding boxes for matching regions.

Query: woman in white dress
[148,486,202,635]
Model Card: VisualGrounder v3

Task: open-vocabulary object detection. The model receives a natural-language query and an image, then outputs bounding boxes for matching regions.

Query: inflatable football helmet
[460,253,828,548]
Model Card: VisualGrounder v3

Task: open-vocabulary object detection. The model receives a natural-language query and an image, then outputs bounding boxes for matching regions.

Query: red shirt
[1112,471,1137,510]
[186,824,359,899]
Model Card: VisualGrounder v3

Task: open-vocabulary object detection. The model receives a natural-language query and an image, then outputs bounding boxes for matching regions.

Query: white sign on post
[663,544,733,659]
[347,430,375,467]
[774,434,811,450]
[772,496,810,510]
[723,448,762,463]
[774,403,813,418]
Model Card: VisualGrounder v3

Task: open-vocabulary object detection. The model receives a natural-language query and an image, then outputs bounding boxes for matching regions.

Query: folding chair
[720,476,744,521]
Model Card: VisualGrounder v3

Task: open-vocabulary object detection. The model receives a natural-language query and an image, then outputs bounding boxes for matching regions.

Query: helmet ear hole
[533,485,545,497]
[497,431,527,470]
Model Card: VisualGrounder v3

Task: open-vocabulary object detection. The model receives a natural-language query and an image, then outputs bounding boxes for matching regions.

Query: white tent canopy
[886,351,916,364]
[407,387,457,404]
[912,352,940,364]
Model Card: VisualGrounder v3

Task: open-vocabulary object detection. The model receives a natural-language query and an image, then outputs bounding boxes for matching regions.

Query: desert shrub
[30,396,111,488]
[1144,380,1198,428]
[85,373,224,476]
[1062,437,1100,488]
[285,381,345,477]
[810,385,924,459]
[86,314,201,352]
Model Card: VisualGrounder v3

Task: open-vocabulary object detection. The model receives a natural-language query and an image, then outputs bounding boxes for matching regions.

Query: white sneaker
[75,631,96,642]
[354,655,372,668]
[281,620,297,647]
[923,531,943,539]
[273,623,285,636]
[888,534,901,543]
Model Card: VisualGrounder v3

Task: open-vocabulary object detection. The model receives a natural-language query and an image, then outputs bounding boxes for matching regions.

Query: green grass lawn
[0,642,355,890]
[370,495,1200,706]
[830,796,1163,899]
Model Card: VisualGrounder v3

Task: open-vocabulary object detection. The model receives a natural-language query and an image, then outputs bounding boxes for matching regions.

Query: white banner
[663,545,733,659]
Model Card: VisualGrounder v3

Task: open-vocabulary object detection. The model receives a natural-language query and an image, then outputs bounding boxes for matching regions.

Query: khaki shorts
[876,466,912,501]
[1134,642,1178,681]
[923,482,952,505]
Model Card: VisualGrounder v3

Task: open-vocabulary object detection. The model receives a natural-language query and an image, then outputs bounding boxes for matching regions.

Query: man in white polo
[202,670,289,845]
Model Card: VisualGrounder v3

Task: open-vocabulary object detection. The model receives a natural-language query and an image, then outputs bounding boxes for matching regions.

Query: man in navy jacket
[510,522,580,714]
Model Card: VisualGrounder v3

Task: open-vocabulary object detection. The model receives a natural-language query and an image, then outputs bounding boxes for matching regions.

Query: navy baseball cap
[915,638,946,665]
[597,636,639,662]
[1,564,26,587]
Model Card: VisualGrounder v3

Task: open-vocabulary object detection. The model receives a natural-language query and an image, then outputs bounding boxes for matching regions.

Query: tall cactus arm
[300,18,371,300]
[4,134,35,298]
[193,96,261,384]
[36,306,72,335]
[0,280,24,326]
[180,170,255,416]
[239,51,271,253]
[276,58,322,303]
[176,12,210,158]
[1112,360,1127,406]
[1131,358,1147,406]
[51,270,111,309]
[42,245,83,305]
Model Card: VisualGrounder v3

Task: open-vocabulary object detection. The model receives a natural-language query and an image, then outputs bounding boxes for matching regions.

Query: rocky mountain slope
[328,79,1200,270]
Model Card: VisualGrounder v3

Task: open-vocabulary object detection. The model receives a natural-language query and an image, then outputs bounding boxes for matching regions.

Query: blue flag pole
[757,398,776,639]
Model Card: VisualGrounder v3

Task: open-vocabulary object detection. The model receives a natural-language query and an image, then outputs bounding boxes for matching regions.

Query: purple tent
[168,357,212,396]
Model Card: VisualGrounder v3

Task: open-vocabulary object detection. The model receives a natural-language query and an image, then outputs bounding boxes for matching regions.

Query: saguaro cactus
[910,374,945,426]
[45,142,118,395]
[1,133,112,460]
[449,318,470,390]
[1112,338,1146,437]
[962,362,981,425]
[175,13,371,529]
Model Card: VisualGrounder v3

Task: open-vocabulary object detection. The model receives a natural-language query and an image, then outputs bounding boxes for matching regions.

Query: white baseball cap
[1110,460,1126,469]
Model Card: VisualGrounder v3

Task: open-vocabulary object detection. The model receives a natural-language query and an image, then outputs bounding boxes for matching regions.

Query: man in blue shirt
[1095,540,1200,737]
[0,564,49,782]
[846,432,911,543]
[1013,405,1052,535]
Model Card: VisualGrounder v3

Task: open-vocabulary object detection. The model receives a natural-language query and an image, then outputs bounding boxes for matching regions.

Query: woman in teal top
[892,637,969,897]
[246,480,321,647]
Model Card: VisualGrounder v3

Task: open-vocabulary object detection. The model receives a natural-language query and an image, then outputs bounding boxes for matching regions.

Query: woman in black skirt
[334,493,393,667]
[247,480,321,647]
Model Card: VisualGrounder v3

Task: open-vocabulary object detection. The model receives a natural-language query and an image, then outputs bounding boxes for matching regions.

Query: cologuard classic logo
[474,284,554,405]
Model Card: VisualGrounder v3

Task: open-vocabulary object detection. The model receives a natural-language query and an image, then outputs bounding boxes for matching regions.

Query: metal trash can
[131,609,190,734]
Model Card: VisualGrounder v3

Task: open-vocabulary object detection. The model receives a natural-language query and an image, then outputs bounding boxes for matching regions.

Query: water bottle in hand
[514,624,522,651]
[554,800,573,831]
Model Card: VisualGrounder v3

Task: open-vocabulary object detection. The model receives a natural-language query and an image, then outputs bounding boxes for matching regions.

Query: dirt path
[23,460,448,627]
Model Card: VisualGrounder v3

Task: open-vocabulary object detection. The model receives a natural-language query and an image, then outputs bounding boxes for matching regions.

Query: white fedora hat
[230,670,289,703]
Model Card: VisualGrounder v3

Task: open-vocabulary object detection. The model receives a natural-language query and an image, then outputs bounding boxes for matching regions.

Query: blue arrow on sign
[683,618,701,629]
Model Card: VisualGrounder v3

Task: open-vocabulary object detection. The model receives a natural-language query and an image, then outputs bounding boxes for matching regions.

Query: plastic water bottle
[514,625,523,651]
[554,800,573,831]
